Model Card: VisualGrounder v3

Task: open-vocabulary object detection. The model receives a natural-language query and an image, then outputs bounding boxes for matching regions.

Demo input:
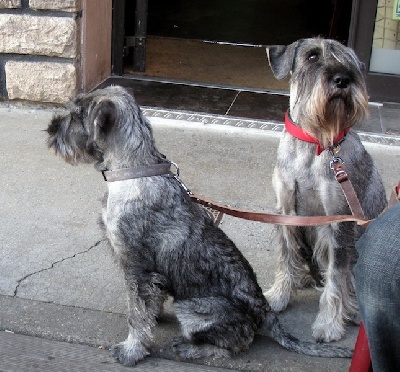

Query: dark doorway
[114,0,352,92]
[144,0,344,45]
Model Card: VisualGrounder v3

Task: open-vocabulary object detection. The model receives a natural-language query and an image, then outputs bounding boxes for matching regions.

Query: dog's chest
[278,138,331,186]
[107,181,142,200]
[104,182,141,221]
[273,135,348,213]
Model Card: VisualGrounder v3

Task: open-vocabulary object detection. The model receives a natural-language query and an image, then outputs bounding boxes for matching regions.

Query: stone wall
[0,0,80,103]
[373,0,400,49]
[0,0,112,104]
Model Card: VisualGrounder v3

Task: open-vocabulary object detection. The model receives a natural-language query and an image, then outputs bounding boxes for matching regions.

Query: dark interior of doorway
[123,0,352,91]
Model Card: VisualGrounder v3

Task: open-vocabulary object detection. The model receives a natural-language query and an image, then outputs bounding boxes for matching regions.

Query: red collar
[284,111,349,155]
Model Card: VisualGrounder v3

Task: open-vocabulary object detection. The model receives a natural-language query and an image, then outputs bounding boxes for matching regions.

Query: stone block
[5,61,77,103]
[0,0,21,8]
[29,0,80,12]
[0,14,77,58]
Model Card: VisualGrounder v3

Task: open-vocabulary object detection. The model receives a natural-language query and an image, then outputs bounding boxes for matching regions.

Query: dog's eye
[308,52,320,62]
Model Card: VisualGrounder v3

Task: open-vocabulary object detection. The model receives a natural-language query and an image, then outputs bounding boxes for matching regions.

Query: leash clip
[329,143,344,170]
[169,161,193,195]
[329,156,343,170]
[330,156,348,183]
[170,161,180,178]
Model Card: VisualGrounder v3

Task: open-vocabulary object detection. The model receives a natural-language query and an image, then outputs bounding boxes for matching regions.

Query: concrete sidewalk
[1,104,400,371]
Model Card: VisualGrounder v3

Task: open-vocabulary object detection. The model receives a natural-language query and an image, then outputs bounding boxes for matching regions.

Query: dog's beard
[321,97,351,147]
[294,80,368,149]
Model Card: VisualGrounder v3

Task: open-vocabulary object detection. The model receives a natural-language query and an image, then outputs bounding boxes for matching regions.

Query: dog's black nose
[333,73,350,89]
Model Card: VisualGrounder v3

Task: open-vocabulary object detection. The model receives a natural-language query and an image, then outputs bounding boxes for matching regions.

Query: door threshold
[119,73,290,96]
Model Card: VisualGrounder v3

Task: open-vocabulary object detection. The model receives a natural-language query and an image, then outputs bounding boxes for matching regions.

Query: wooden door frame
[112,0,148,74]
[112,0,125,75]
[349,0,400,103]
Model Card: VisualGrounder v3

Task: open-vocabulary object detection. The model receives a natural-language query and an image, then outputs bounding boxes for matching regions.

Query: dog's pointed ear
[88,99,117,142]
[266,41,299,80]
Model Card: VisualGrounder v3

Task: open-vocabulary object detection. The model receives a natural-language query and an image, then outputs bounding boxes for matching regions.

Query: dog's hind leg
[173,297,255,359]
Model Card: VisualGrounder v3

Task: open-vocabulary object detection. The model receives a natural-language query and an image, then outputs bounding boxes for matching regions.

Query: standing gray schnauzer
[47,86,353,366]
[264,38,387,343]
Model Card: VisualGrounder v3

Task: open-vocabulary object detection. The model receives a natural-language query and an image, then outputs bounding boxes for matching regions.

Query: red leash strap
[349,322,372,372]
[391,181,400,205]
[382,182,400,215]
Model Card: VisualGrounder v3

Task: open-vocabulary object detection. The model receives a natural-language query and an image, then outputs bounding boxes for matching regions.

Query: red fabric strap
[284,111,348,155]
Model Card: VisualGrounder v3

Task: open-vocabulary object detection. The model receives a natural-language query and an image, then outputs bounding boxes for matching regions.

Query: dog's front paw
[312,316,346,343]
[263,286,290,312]
[112,338,149,366]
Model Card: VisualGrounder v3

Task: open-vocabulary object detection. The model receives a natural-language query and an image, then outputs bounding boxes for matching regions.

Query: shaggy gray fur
[265,38,387,342]
[47,86,353,366]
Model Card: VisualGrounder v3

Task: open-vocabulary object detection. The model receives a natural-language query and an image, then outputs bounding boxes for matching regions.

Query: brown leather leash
[329,155,366,220]
[189,193,370,226]
[328,149,399,224]
[188,179,400,229]
[188,153,399,228]
[101,160,399,228]
[177,146,371,227]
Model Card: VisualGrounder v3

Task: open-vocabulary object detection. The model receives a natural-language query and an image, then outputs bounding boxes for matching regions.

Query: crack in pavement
[13,239,106,297]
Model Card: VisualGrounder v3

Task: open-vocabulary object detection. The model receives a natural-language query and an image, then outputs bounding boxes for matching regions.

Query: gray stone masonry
[0,0,20,8]
[0,0,80,103]
[29,0,80,12]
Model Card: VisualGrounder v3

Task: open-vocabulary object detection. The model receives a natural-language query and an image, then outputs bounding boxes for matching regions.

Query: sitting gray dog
[47,86,352,366]
[264,38,387,342]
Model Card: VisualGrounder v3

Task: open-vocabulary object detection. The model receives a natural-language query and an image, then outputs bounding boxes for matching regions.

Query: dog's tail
[257,312,353,358]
